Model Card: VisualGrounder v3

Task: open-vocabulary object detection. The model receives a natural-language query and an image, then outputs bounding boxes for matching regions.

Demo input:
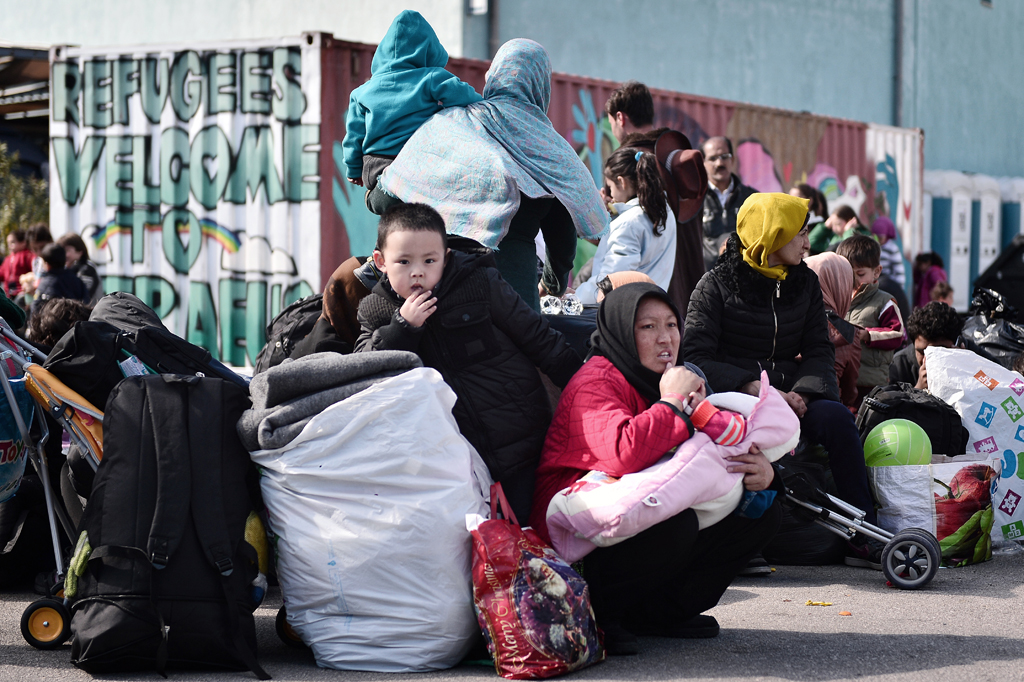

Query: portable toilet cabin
[1000,177,1024,250]
[924,170,973,311]
[970,174,1002,289]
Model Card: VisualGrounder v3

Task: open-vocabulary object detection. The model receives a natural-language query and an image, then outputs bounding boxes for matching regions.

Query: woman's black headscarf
[588,282,681,404]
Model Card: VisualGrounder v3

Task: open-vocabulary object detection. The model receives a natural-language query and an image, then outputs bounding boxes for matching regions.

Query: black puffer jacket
[355,250,582,481]
[682,235,838,401]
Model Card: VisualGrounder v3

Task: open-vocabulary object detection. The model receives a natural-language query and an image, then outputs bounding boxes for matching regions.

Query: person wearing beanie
[593,271,657,302]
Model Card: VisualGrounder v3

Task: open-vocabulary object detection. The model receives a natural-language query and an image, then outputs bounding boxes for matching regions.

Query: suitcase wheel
[21,598,71,649]
[276,606,308,649]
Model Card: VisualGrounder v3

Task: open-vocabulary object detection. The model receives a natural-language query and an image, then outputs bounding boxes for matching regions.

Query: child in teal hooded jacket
[343,10,482,190]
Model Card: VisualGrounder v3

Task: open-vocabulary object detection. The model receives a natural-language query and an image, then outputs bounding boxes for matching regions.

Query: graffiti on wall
[50,43,320,365]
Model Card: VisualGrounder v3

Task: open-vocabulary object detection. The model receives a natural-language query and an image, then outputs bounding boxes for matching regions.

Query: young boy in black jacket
[31,243,88,319]
[356,204,582,520]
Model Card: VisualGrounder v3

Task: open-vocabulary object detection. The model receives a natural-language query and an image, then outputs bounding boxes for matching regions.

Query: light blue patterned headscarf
[378,39,608,248]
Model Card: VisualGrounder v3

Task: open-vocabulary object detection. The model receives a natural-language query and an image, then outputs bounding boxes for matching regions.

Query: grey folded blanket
[238,351,423,451]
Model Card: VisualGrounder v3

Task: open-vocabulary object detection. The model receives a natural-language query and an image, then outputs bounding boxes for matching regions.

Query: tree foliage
[0,142,48,254]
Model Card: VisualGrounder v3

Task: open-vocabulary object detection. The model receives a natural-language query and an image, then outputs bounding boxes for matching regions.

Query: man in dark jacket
[683,194,880,568]
[701,137,756,271]
[889,301,963,390]
[356,204,582,522]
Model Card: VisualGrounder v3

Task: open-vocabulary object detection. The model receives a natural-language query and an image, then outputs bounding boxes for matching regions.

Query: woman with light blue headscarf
[377,39,609,311]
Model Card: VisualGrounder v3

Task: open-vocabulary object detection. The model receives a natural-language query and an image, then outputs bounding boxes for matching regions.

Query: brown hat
[654,130,708,223]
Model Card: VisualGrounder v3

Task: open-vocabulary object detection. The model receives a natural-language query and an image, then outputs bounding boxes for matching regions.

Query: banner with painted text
[49,38,321,366]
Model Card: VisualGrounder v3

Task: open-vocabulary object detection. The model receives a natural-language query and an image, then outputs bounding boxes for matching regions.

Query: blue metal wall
[495,0,1024,178]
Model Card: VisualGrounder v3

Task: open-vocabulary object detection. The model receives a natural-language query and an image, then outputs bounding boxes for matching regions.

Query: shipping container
[49,34,926,363]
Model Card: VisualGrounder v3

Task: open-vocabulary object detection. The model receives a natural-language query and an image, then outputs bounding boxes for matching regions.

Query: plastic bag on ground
[919,347,1023,548]
[250,367,491,672]
[869,455,999,566]
[467,484,604,679]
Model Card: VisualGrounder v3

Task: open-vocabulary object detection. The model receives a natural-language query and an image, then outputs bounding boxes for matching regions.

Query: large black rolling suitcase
[69,374,267,678]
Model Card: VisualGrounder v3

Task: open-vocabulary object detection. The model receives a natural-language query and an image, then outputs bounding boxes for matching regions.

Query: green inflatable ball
[863,418,933,466]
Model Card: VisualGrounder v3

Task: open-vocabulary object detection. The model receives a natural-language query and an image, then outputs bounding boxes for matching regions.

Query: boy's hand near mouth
[400,289,437,327]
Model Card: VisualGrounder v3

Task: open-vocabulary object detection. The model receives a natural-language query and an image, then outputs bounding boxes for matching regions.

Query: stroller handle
[0,318,46,363]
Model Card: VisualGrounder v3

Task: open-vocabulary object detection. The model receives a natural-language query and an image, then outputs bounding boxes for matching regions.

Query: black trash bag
[969,287,1018,320]
[962,317,1024,371]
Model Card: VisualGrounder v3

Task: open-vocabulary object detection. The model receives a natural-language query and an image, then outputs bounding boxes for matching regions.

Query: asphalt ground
[1,552,1022,682]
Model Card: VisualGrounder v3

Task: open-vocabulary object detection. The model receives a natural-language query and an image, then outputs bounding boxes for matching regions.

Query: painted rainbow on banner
[91,218,242,253]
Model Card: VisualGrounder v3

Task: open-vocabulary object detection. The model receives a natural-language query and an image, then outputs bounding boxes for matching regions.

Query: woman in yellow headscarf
[682,192,881,570]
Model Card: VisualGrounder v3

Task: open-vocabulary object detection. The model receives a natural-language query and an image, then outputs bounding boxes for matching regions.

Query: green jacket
[808,220,831,255]
[828,224,876,250]
[0,289,24,330]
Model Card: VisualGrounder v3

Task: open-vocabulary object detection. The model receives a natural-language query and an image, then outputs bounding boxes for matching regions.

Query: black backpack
[44,320,248,412]
[856,383,969,456]
[252,293,323,374]
[69,374,268,678]
[89,291,166,333]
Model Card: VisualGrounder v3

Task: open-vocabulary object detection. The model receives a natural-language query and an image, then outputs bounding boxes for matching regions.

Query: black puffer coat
[682,234,838,401]
[356,250,582,481]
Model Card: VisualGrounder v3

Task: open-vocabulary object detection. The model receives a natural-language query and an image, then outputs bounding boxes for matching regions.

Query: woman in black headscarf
[528,282,780,655]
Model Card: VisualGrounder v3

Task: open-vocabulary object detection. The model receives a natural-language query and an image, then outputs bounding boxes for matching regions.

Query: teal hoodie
[343,10,482,178]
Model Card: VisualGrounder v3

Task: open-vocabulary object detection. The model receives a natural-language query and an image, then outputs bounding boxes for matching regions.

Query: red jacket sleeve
[864,298,905,351]
[566,382,694,477]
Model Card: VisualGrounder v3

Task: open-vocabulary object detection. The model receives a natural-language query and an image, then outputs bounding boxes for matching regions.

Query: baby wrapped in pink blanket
[545,372,800,562]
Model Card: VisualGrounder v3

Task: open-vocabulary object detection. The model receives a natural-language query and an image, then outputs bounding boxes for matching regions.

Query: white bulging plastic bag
[250,367,491,671]
[926,347,1023,546]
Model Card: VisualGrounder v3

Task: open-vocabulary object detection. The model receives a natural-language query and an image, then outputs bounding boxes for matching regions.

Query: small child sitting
[342,10,482,192]
[837,235,905,403]
[27,297,91,353]
[355,203,582,521]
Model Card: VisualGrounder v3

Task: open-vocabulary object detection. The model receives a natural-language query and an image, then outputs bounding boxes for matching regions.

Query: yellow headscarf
[735,193,810,281]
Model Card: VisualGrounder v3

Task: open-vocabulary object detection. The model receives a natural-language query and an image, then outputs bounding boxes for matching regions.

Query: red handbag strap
[490,482,519,526]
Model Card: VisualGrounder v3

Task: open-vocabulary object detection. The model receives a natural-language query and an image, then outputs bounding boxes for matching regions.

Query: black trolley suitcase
[68,374,268,678]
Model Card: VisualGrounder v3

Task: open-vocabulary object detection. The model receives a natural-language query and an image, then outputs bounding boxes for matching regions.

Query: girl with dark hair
[575,149,674,303]
[790,183,830,255]
[57,233,104,306]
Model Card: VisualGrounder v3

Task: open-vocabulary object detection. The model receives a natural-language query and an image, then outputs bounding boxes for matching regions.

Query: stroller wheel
[899,527,942,560]
[276,606,308,649]
[21,598,71,649]
[882,531,939,590]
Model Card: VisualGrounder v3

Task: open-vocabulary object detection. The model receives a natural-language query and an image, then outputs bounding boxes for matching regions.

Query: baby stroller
[0,319,104,649]
[774,460,940,590]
